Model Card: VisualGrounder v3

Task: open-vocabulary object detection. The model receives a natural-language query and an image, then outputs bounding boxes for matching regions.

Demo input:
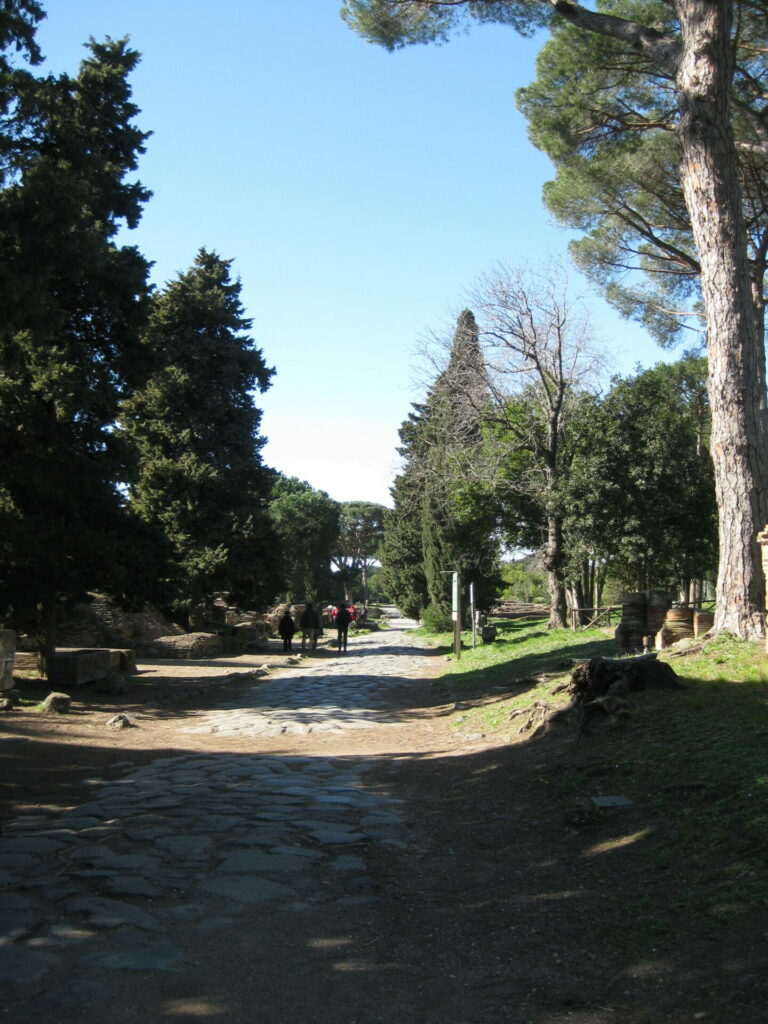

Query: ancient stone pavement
[0,618,431,1016]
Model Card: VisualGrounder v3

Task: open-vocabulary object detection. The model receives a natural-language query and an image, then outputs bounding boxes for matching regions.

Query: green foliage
[121,249,280,620]
[268,476,340,601]
[364,565,390,603]
[382,311,503,619]
[340,0,548,50]
[378,408,430,618]
[331,500,387,602]
[563,355,717,592]
[501,557,548,603]
[419,602,454,634]
[0,34,154,654]
[516,0,768,346]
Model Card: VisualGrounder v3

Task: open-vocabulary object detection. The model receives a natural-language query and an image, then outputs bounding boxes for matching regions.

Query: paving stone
[217,850,313,874]
[199,875,297,904]
[39,881,84,903]
[0,912,44,946]
[0,852,41,871]
[0,893,33,911]
[0,946,59,983]
[154,835,214,857]
[101,853,161,871]
[100,876,163,898]
[67,896,160,932]
[192,815,241,831]
[270,845,323,860]
[54,817,104,830]
[193,916,235,932]
[307,828,366,845]
[67,844,116,862]
[329,854,367,871]
[80,944,183,971]
[0,836,67,855]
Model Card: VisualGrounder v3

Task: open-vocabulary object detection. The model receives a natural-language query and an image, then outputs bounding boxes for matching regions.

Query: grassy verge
[418,618,768,933]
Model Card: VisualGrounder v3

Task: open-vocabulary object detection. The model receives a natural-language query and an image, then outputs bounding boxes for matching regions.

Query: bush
[420,603,454,634]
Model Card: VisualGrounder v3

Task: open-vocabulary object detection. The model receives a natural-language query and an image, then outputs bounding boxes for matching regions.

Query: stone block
[109,649,137,674]
[0,630,15,691]
[48,649,111,687]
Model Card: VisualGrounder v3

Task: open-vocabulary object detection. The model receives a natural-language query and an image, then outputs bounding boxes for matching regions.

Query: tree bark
[675,0,768,638]
[545,514,568,628]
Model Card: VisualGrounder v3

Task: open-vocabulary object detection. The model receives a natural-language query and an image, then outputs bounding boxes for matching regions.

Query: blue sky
[38,1,666,506]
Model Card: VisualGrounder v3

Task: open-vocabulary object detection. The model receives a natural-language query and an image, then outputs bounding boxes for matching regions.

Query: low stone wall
[134,633,225,660]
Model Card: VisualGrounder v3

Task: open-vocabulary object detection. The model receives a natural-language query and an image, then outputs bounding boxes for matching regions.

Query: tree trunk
[545,514,567,628]
[38,596,57,678]
[675,0,768,638]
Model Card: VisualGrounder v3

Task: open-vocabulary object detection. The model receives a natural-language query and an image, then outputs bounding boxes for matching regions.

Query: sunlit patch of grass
[431,617,615,692]
[585,828,652,857]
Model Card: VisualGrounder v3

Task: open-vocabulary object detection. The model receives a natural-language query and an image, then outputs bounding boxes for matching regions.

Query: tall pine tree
[121,249,280,622]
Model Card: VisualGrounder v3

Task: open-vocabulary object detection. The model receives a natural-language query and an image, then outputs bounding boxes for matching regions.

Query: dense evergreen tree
[342,0,768,639]
[268,476,340,602]
[378,408,430,619]
[0,34,153,664]
[121,249,280,622]
[382,311,502,621]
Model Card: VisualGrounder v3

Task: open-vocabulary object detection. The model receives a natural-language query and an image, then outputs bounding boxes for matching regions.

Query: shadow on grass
[442,623,617,696]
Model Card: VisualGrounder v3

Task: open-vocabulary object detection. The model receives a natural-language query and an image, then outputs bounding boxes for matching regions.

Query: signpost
[451,570,462,660]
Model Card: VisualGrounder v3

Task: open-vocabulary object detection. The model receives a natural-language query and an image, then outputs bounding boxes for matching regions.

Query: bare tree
[467,262,605,628]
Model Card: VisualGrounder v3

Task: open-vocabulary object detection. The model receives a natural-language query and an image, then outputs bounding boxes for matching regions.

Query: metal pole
[470,582,476,649]
[453,571,461,660]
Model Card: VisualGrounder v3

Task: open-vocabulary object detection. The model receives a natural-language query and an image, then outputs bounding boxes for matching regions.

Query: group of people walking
[277,600,366,654]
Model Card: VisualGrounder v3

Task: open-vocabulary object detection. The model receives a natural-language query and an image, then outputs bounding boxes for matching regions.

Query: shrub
[420,603,454,634]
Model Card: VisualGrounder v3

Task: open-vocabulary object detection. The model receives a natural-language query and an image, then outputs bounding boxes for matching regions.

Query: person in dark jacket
[278,609,296,653]
[335,601,352,652]
[299,602,321,651]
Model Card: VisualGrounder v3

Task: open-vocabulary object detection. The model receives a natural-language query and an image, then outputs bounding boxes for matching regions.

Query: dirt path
[0,623,761,1023]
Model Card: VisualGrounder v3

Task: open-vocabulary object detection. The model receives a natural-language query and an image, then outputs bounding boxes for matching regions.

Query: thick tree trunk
[545,514,567,628]
[676,0,768,638]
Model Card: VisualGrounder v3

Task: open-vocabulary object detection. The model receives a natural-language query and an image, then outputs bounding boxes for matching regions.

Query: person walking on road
[299,602,321,652]
[278,609,296,653]
[335,600,352,652]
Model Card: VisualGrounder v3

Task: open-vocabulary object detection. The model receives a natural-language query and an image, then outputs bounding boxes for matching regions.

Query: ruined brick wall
[55,595,184,649]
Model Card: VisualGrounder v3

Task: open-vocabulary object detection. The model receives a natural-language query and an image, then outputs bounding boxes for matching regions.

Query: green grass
[420,618,768,930]
[418,615,616,690]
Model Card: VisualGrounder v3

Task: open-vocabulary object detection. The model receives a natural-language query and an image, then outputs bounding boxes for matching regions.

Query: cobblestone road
[0,620,429,995]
